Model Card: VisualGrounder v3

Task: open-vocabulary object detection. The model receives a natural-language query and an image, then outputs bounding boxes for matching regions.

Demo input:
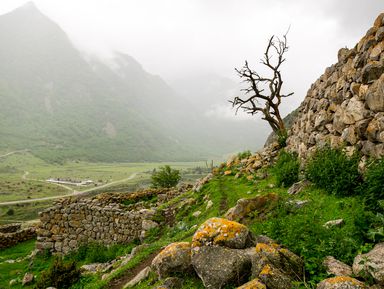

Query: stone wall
[0,223,21,233]
[0,224,36,249]
[286,13,384,163]
[36,186,190,254]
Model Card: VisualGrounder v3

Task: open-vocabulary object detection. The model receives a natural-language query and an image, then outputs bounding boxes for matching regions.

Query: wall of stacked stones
[286,13,384,162]
[0,223,36,249]
[36,199,151,254]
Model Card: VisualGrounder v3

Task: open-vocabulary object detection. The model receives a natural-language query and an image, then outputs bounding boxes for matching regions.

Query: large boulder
[250,242,304,289]
[151,242,192,279]
[353,243,384,285]
[224,193,279,222]
[191,218,253,249]
[317,276,367,289]
[191,246,252,289]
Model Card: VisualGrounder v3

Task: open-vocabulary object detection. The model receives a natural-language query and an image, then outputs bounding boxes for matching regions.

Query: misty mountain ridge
[0,2,267,162]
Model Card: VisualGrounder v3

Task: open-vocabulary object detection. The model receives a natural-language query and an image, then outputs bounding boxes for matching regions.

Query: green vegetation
[3,148,384,289]
[151,165,181,188]
[273,150,300,187]
[35,258,81,289]
[67,242,137,264]
[306,146,361,196]
[361,158,384,212]
[0,239,54,289]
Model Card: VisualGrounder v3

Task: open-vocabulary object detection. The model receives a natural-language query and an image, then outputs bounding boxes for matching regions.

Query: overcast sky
[0,0,383,115]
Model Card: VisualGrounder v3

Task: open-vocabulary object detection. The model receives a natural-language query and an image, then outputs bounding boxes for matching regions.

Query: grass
[0,239,55,289]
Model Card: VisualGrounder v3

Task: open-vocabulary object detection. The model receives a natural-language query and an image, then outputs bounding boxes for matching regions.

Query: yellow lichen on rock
[326,276,364,285]
[192,217,249,249]
[236,278,267,289]
[151,242,192,278]
[255,243,279,255]
[317,276,367,289]
[259,264,273,276]
[224,170,232,175]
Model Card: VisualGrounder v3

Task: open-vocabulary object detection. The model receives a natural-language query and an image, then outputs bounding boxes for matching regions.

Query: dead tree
[230,33,293,137]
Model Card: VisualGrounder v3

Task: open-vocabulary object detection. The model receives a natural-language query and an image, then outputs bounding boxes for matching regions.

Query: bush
[151,165,181,188]
[361,158,384,212]
[273,150,300,187]
[237,150,251,160]
[305,146,361,196]
[35,258,80,289]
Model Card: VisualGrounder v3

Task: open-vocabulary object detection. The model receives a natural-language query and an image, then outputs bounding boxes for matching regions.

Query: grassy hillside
[2,155,381,288]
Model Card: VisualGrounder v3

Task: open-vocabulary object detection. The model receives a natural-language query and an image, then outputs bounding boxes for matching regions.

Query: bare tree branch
[229,32,293,136]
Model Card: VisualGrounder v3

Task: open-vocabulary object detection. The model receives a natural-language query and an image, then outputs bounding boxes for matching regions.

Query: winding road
[0,173,138,206]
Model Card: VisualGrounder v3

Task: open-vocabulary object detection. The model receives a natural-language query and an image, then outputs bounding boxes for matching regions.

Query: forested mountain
[0,2,266,162]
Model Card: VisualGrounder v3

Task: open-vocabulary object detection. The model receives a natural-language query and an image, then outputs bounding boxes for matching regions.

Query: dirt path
[106,251,159,289]
[0,149,29,159]
[0,173,138,206]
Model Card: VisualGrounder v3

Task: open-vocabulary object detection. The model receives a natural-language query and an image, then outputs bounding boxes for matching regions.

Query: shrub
[35,258,80,289]
[277,130,288,148]
[361,158,384,212]
[305,146,361,196]
[151,165,181,188]
[273,150,300,187]
[237,150,251,160]
[6,208,14,216]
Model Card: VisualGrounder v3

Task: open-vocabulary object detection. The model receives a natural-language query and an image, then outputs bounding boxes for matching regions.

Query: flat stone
[323,219,345,229]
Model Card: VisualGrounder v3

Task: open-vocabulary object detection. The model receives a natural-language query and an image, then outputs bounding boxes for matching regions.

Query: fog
[0,0,383,117]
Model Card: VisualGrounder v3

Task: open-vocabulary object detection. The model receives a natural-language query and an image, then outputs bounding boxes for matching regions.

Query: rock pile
[286,13,384,162]
[151,217,304,289]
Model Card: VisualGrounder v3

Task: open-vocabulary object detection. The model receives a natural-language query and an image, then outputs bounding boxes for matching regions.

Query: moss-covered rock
[151,242,191,279]
[317,276,367,289]
[236,278,266,289]
[191,217,252,249]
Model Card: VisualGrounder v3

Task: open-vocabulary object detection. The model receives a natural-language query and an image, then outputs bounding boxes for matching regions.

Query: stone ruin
[286,13,384,163]
[36,185,190,254]
[0,223,36,249]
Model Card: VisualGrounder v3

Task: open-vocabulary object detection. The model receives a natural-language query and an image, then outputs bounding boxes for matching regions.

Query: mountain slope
[0,2,265,162]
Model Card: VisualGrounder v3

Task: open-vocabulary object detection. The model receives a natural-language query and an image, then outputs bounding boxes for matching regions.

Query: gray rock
[191,218,252,249]
[192,246,251,289]
[317,276,367,289]
[151,242,191,279]
[362,62,384,84]
[142,220,159,231]
[323,219,345,229]
[224,194,279,222]
[366,75,384,112]
[123,266,151,288]
[323,256,353,277]
[192,211,202,218]
[353,243,384,285]
[156,277,183,289]
[288,180,310,195]
[22,273,34,286]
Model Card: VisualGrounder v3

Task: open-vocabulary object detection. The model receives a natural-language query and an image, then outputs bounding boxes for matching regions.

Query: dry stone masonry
[286,13,384,162]
[36,186,190,254]
[0,223,36,249]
